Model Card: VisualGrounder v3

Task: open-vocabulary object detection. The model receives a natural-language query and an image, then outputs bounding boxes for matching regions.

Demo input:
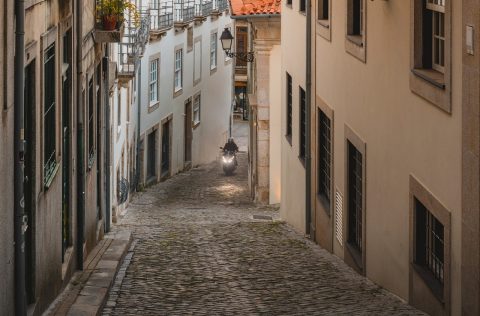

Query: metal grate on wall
[335,189,343,246]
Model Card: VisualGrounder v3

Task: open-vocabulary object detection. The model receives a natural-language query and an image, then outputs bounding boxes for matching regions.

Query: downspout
[104,47,111,233]
[76,0,85,269]
[305,0,312,235]
[136,62,141,190]
[14,0,27,313]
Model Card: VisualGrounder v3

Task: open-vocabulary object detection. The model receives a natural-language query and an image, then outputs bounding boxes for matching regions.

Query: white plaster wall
[139,13,233,178]
[280,3,307,233]
[269,44,282,204]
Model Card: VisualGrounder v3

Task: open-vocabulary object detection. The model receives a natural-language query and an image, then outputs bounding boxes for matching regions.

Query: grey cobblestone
[104,153,424,315]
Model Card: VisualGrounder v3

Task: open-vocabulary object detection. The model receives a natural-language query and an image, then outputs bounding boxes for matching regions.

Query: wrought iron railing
[174,6,195,22]
[202,1,213,15]
[150,6,174,30]
[217,0,228,11]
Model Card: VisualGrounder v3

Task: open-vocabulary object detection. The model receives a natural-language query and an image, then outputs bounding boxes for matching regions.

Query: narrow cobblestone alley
[103,152,423,316]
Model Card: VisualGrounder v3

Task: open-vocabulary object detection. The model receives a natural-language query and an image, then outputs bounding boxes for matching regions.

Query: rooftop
[229,0,281,17]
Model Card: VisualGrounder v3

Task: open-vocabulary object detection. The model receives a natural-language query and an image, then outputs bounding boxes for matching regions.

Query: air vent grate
[335,190,343,246]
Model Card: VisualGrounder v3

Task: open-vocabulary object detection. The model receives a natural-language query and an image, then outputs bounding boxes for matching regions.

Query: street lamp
[220,28,255,63]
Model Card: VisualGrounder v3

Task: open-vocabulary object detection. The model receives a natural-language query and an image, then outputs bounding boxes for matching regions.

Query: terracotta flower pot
[102,15,117,31]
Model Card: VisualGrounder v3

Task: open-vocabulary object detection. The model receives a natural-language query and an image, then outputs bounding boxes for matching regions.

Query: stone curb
[66,231,132,316]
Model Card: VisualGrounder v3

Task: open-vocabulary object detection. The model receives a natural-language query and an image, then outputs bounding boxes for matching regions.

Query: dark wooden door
[161,122,170,176]
[184,100,192,166]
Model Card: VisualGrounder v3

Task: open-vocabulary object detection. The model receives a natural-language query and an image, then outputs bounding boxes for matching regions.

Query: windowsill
[148,102,160,113]
[285,134,292,146]
[117,125,121,135]
[346,242,363,271]
[286,3,292,8]
[210,66,217,75]
[44,162,60,190]
[411,68,446,90]
[173,87,183,98]
[193,120,200,129]
[317,193,331,216]
[346,35,363,47]
[299,10,306,16]
[412,263,445,304]
[318,19,330,28]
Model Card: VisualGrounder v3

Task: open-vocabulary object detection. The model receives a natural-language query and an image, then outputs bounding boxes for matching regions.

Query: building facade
[280,0,480,315]
[230,0,282,205]
[135,0,233,187]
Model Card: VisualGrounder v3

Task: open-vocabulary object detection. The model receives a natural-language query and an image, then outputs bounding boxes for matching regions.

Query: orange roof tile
[230,0,281,16]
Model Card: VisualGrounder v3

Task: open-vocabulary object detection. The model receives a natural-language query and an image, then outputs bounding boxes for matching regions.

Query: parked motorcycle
[220,147,237,175]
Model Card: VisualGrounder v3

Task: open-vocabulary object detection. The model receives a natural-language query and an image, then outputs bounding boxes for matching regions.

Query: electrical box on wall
[466,25,474,55]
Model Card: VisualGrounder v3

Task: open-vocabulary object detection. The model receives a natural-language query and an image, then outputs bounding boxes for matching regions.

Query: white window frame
[174,48,183,92]
[210,32,217,70]
[193,93,201,125]
[149,59,159,104]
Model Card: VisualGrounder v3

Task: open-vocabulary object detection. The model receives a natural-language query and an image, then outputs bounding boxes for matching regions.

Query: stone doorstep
[60,231,132,316]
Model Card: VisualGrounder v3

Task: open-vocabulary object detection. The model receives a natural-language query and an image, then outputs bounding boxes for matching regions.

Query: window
[299,87,306,161]
[117,91,121,133]
[347,141,362,252]
[348,0,363,36]
[44,43,57,185]
[287,0,292,6]
[318,0,329,20]
[174,48,183,91]
[318,110,331,207]
[88,77,95,161]
[410,0,450,112]
[149,59,159,104]
[236,27,248,70]
[415,199,445,287]
[286,73,292,142]
[299,0,306,12]
[193,94,201,125]
[210,32,217,70]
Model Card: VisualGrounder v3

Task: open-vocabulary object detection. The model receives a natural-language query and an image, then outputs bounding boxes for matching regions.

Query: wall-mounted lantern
[220,28,255,63]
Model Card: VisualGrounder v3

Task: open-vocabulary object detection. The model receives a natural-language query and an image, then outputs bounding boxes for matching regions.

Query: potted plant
[97,0,139,31]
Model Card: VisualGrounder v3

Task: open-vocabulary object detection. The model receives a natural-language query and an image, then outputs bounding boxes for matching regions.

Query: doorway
[184,99,192,168]
[24,60,36,304]
[147,130,156,181]
[96,65,102,222]
[161,120,171,177]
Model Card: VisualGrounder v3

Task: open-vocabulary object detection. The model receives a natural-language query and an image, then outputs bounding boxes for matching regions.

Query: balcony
[174,6,195,28]
[117,8,150,82]
[93,0,129,43]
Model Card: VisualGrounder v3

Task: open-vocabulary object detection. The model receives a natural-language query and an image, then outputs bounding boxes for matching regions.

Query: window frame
[345,0,366,62]
[43,41,58,188]
[174,47,183,96]
[410,0,451,112]
[299,87,306,163]
[317,109,332,211]
[149,56,160,107]
[193,92,201,126]
[409,175,451,314]
[210,31,218,72]
[317,0,332,41]
[285,72,293,144]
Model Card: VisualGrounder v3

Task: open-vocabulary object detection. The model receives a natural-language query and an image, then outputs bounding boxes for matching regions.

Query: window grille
[335,190,343,246]
[318,110,331,206]
[299,87,306,160]
[286,73,292,139]
[347,141,362,251]
[44,43,57,185]
[88,78,95,161]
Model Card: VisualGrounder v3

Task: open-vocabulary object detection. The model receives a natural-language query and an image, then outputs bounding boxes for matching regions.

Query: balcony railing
[202,1,213,15]
[217,0,228,11]
[150,8,174,30]
[174,6,195,23]
[118,8,150,79]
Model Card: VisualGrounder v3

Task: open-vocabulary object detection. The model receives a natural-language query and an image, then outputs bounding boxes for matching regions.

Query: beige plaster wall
[269,44,282,204]
[280,3,307,233]
[313,0,462,311]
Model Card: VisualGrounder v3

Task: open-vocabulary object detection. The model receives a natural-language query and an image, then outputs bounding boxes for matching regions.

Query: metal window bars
[150,0,174,30]
[118,6,150,79]
[217,0,228,11]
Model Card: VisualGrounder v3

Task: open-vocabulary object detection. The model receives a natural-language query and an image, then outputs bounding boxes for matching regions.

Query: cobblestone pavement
[104,153,424,316]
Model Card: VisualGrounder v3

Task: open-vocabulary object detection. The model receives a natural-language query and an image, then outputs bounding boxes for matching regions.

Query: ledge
[93,23,125,43]
[411,68,445,90]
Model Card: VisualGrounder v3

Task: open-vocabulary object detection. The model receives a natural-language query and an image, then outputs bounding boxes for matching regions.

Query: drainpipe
[104,47,111,233]
[136,62,141,190]
[305,0,312,235]
[76,0,85,269]
[14,0,27,314]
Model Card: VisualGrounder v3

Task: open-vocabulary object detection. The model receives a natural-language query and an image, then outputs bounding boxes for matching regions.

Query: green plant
[97,0,139,26]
